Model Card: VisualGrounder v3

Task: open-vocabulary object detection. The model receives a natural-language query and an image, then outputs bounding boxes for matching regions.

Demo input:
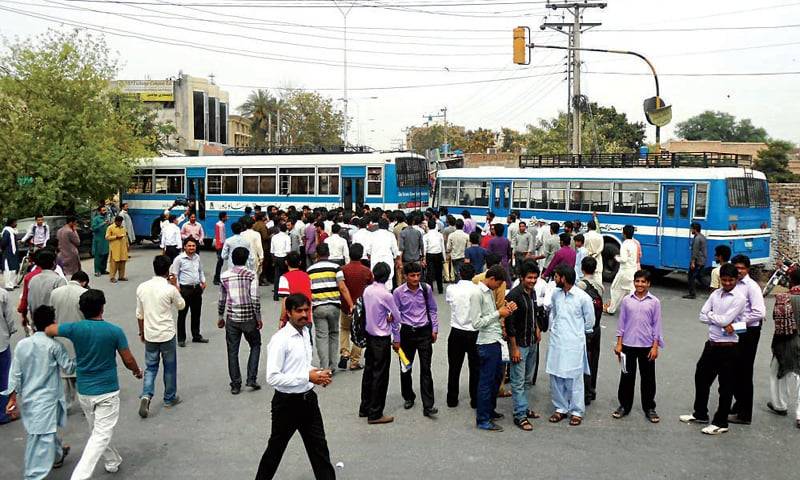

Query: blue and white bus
[123,149,429,245]
[435,157,770,280]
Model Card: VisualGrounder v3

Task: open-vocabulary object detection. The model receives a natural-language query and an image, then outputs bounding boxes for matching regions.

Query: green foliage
[754,140,798,183]
[675,110,768,143]
[463,128,497,153]
[0,29,151,218]
[406,124,466,153]
[500,127,523,152]
[239,88,277,147]
[278,91,344,146]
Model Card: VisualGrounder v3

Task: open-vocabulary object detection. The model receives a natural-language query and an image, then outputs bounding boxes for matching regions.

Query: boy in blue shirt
[464,232,488,273]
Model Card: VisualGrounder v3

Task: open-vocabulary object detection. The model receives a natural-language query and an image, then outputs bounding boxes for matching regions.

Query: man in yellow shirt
[105,216,129,283]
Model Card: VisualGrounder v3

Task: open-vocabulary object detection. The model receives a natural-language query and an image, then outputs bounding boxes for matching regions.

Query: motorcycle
[763,259,799,296]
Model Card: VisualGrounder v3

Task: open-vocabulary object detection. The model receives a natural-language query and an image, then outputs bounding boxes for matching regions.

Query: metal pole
[442,107,448,155]
[267,112,272,148]
[333,1,354,147]
[572,6,582,155]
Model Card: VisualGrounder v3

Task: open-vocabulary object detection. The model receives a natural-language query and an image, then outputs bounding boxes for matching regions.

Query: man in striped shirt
[218,247,262,395]
[307,243,353,373]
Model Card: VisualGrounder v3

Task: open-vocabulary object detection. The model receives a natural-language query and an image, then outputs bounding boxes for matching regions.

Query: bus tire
[602,241,620,283]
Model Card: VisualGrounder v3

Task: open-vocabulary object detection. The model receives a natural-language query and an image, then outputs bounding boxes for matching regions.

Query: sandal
[526,409,541,419]
[514,417,533,431]
[612,407,628,419]
[569,415,583,426]
[110,278,117,284]
[646,409,661,424]
[498,390,512,398]
[549,412,567,423]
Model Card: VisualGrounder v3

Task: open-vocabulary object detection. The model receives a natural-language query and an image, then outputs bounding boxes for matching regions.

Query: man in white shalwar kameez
[606,225,640,315]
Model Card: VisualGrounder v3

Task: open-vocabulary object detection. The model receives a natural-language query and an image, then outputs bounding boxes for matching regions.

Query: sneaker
[231,385,241,395]
[423,407,438,417]
[701,424,729,435]
[246,382,262,391]
[164,395,182,408]
[138,397,150,418]
[679,414,709,424]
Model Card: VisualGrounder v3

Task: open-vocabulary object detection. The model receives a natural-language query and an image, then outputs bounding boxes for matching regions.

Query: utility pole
[541,1,606,154]
[423,107,449,155]
[333,1,354,147]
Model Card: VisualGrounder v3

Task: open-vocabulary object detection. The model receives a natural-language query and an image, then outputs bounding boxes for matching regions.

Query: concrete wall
[770,183,800,267]
[664,140,766,157]
[174,74,230,155]
[464,152,518,167]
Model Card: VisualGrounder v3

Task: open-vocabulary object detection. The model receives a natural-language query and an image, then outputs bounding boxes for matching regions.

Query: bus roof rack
[223,145,374,156]
[518,152,752,169]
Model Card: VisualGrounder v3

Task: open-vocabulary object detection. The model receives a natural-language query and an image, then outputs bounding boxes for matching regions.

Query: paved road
[1,246,796,480]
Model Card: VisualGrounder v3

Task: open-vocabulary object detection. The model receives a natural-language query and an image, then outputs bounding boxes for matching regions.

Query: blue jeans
[0,347,10,423]
[141,337,177,403]
[509,343,538,420]
[476,343,503,427]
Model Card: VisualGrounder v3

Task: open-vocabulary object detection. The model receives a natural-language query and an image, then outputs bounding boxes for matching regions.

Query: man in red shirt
[277,252,312,327]
[338,244,373,371]
[213,211,228,285]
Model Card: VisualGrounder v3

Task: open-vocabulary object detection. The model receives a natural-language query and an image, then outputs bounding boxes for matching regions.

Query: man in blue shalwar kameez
[3,305,75,479]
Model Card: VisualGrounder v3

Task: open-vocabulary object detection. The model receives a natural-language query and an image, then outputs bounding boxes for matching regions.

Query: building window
[694,183,708,218]
[219,103,228,145]
[512,181,530,209]
[530,181,566,210]
[439,180,458,206]
[613,182,659,215]
[207,168,239,195]
[318,167,340,195]
[279,167,315,195]
[458,180,489,207]
[241,168,276,195]
[680,188,690,217]
[208,97,218,143]
[568,181,611,212]
[128,168,153,194]
[154,169,184,194]
[193,91,206,141]
[367,167,382,196]
[665,187,675,217]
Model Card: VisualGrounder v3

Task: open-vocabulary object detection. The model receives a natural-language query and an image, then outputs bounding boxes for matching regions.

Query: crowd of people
[0,202,798,479]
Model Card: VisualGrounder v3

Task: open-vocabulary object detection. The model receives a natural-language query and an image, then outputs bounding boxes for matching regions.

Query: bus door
[186,167,206,220]
[491,181,512,219]
[659,183,693,269]
[341,166,365,213]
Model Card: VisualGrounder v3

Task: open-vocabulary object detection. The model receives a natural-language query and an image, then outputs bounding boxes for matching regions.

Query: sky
[1,0,798,150]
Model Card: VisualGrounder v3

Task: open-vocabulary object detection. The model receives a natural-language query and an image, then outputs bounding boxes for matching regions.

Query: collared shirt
[487,236,511,264]
[543,245,577,279]
[160,222,182,249]
[241,229,264,262]
[181,221,205,243]
[541,232,560,266]
[472,282,502,345]
[393,283,439,333]
[171,252,205,285]
[27,270,66,317]
[325,234,349,261]
[447,229,470,260]
[364,282,402,341]
[221,234,255,271]
[288,229,303,253]
[513,231,535,254]
[341,261,373,302]
[399,226,423,262]
[574,246,588,280]
[463,218,476,234]
[546,286,595,378]
[0,288,17,353]
[270,231,291,258]
[368,229,400,264]
[700,288,746,343]
[472,272,507,310]
[445,280,479,331]
[423,229,445,255]
[214,220,226,250]
[304,223,317,253]
[733,274,766,327]
[21,223,50,247]
[616,292,664,348]
[351,228,372,259]
[3,332,74,434]
[136,276,186,342]
[710,266,721,289]
[584,230,604,274]
[464,245,488,272]
[219,266,260,323]
[266,324,314,394]
[307,260,345,307]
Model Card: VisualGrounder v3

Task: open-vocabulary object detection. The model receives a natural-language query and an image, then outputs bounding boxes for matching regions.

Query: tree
[675,110,768,142]
[754,140,798,183]
[500,127,523,152]
[463,128,497,153]
[239,88,278,147]
[277,90,344,146]
[0,29,151,217]
[406,124,466,154]
[114,95,178,152]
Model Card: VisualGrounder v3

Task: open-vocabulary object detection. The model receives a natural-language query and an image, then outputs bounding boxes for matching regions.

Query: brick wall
[464,152,518,168]
[770,183,800,267]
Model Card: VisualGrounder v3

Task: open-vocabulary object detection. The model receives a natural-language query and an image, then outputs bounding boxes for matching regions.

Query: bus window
[694,183,708,218]
[530,181,566,210]
[279,167,315,195]
[459,181,489,207]
[154,169,184,194]
[242,168,276,195]
[613,182,659,215]
[318,167,340,195]
[439,180,458,206]
[680,189,689,217]
[208,168,239,195]
[512,181,529,209]
[666,187,675,217]
[367,167,382,196]
[128,169,153,194]
[727,177,769,208]
[569,181,610,212]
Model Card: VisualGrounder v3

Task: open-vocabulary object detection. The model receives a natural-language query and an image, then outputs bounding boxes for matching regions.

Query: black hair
[231,222,243,235]
[587,220,597,231]
[79,289,106,319]
[71,270,90,283]
[519,260,540,279]
[427,219,436,230]
[455,218,464,229]
[559,233,572,246]
[731,254,750,269]
[153,255,172,276]
[378,218,390,230]
[459,263,475,280]
[563,220,573,230]
[493,223,504,236]
[550,222,560,234]
[714,245,732,262]
[485,253,501,268]
[485,265,506,281]
[183,237,198,248]
[36,250,56,270]
[691,222,702,232]
[316,243,330,258]
[574,233,585,243]
[462,210,471,218]
[33,305,56,331]
[633,269,651,282]
[349,243,364,261]
[719,263,739,279]
[232,247,249,266]
[404,262,423,275]
[286,251,302,269]
[219,211,228,220]
[66,215,77,224]
[373,262,391,283]
[469,231,480,244]
[581,256,597,275]
[623,225,635,239]
[790,267,800,287]
[285,293,311,312]
[554,264,576,285]
[332,223,341,234]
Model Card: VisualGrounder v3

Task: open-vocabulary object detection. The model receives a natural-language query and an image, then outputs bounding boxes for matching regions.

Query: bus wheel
[602,241,620,283]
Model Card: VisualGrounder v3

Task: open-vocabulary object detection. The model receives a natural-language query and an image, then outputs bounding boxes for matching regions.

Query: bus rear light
[760,222,768,229]
[730,223,737,230]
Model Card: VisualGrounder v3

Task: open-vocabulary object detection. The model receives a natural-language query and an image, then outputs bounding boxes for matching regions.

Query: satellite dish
[643,96,672,127]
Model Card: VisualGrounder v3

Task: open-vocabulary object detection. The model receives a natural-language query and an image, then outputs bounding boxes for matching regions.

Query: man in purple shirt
[729,254,766,425]
[304,217,318,267]
[543,233,577,280]
[392,262,439,417]
[462,210,476,235]
[680,264,746,435]
[359,263,402,425]
[612,270,664,423]
[487,224,511,280]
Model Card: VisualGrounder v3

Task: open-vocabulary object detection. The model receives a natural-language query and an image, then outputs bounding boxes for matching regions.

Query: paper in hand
[619,352,627,374]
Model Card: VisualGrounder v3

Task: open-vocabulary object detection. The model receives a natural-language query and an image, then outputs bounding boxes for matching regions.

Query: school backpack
[579,279,603,331]
[350,296,368,348]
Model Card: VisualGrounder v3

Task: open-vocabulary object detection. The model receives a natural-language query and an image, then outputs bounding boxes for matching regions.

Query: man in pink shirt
[181,213,205,244]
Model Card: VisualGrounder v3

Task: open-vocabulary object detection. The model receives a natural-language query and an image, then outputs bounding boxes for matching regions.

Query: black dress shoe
[231,385,241,395]
[178,341,186,348]
[338,356,349,370]
[490,411,504,420]
[447,401,458,408]
[246,382,261,391]
[192,337,209,344]
[682,294,696,299]
[403,400,414,410]
[423,407,438,417]
[358,411,368,418]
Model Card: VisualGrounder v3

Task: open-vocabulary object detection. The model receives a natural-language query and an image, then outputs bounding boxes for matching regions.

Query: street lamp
[339,96,378,147]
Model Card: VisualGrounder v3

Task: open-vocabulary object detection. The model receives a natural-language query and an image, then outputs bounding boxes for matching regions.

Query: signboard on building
[113,80,174,102]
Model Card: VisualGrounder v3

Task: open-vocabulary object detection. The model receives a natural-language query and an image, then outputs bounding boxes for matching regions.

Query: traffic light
[513,27,529,65]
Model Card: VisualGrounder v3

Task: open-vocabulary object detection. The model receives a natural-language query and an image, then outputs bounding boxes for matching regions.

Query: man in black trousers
[256,293,335,479]
[445,264,480,408]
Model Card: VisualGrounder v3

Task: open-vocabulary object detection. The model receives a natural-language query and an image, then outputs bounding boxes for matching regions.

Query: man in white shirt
[160,215,182,262]
[366,218,400,290]
[324,224,349,266]
[270,223,292,302]
[423,219,446,294]
[445,263,480,409]
[584,219,604,278]
[256,293,335,480]
[446,219,470,281]
[351,218,372,267]
[136,255,186,418]
[240,217,264,276]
